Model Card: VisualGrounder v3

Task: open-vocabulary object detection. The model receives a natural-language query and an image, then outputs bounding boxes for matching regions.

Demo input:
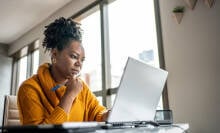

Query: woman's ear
[51,48,58,58]
[51,48,58,64]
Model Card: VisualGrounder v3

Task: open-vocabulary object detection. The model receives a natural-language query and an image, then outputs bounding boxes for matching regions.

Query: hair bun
[42,17,82,52]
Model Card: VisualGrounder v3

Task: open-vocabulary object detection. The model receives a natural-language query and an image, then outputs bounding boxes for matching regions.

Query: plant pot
[184,0,197,10]
[204,0,215,8]
[172,12,184,24]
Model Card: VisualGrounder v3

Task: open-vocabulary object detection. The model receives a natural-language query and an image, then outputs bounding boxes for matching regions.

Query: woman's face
[52,41,85,79]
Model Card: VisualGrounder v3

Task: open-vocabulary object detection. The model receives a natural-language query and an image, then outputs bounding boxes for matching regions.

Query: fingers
[66,77,81,87]
[65,75,83,94]
[101,110,111,121]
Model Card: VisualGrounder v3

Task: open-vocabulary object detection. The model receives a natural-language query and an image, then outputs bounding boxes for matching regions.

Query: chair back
[2,95,20,126]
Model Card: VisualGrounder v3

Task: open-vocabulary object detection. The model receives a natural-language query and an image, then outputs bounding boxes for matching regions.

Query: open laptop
[105,57,168,128]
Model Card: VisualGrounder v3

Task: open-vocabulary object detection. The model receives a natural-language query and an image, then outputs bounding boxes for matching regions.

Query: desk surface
[96,124,189,133]
[2,123,189,133]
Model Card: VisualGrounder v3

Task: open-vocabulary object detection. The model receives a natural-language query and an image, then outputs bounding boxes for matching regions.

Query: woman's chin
[68,73,77,78]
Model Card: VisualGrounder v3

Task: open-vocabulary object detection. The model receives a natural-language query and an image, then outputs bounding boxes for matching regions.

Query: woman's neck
[50,65,67,85]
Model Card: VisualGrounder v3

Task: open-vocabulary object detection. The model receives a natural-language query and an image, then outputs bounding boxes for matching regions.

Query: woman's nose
[75,59,82,66]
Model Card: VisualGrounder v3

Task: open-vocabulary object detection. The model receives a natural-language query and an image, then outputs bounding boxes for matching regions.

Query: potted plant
[172,6,185,24]
[173,6,185,13]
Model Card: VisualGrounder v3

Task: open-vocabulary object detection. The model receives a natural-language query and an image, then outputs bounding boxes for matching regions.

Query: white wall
[0,45,12,125]
[9,0,96,65]
[159,0,220,132]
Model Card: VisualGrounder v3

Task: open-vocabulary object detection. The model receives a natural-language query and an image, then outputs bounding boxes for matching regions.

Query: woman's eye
[81,58,85,62]
[71,54,78,59]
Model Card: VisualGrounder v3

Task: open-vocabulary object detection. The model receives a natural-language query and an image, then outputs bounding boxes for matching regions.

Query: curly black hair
[42,17,82,52]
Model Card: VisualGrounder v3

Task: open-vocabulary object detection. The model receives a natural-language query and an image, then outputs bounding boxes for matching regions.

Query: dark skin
[50,40,109,121]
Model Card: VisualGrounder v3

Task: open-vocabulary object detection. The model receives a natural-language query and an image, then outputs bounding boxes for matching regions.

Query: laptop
[105,57,168,127]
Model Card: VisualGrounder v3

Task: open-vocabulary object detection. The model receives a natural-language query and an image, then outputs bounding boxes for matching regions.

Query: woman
[17,17,108,125]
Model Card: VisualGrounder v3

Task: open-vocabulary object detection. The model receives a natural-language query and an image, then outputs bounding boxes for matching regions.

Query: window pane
[108,0,162,108]
[32,50,39,75]
[18,56,27,87]
[75,8,102,92]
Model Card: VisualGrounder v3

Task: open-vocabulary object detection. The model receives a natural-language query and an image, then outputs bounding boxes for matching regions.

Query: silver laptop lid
[107,57,168,123]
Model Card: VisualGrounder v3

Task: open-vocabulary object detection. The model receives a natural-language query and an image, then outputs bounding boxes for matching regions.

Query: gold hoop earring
[52,58,56,64]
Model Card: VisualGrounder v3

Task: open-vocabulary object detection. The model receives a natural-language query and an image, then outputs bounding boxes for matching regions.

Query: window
[17,56,27,88]
[108,0,163,109]
[11,40,40,95]
[32,50,39,75]
[108,0,159,87]
[73,6,103,104]
[80,9,102,92]
[70,0,168,108]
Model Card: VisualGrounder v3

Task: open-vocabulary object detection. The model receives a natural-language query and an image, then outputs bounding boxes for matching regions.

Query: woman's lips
[72,69,79,74]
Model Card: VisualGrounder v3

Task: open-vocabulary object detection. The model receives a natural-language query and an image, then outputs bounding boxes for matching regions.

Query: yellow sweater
[17,63,106,125]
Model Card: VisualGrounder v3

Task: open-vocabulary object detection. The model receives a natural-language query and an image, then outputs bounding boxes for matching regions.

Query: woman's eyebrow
[70,51,80,56]
[70,51,85,59]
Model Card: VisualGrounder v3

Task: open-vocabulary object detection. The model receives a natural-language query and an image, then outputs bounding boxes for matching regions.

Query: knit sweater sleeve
[83,83,106,122]
[17,84,67,125]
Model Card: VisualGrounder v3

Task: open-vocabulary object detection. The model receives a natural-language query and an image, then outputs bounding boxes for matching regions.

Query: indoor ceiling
[0,0,72,45]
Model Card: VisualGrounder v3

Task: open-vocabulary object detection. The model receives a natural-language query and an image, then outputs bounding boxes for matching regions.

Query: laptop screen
[107,57,168,123]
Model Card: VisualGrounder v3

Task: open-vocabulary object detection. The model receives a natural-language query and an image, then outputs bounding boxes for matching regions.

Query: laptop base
[102,121,160,129]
